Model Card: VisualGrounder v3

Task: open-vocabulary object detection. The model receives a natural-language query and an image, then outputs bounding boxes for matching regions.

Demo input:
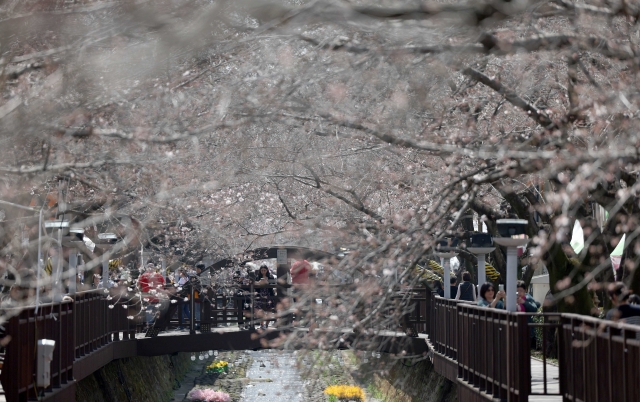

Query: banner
[610,234,626,275]
[570,220,584,254]
[611,255,622,273]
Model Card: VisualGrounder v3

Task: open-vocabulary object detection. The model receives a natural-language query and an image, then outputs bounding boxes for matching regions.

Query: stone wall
[344,352,456,402]
[75,353,193,402]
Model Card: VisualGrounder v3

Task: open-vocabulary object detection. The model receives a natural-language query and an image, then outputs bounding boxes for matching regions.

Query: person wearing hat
[605,282,640,322]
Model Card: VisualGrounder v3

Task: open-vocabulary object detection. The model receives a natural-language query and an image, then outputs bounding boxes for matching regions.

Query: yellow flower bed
[324,385,366,401]
[206,360,229,374]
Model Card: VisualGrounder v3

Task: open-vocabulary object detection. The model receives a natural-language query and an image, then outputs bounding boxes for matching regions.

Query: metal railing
[0,290,133,401]
[1,300,75,401]
[427,292,640,402]
[456,303,530,401]
[428,294,565,401]
[559,314,640,402]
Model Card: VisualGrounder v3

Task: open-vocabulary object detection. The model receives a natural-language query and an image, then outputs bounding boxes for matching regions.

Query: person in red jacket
[138,263,166,327]
[289,260,313,327]
[290,260,311,286]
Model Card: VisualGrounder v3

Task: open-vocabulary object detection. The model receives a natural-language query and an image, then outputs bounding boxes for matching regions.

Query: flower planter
[186,388,231,402]
[205,360,229,374]
[324,385,366,402]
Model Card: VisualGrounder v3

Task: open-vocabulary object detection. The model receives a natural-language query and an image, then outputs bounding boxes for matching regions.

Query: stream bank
[76,353,193,402]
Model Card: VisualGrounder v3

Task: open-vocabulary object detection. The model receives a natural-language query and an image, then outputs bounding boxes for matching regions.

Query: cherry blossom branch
[0,159,136,174]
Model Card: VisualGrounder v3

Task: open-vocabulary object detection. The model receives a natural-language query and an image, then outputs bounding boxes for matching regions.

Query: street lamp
[44,219,70,300]
[44,220,70,229]
[493,219,528,312]
[66,227,85,295]
[97,233,118,289]
[466,232,495,289]
[433,237,459,299]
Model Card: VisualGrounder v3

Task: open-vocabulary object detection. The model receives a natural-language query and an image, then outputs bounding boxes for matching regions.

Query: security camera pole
[493,219,529,312]
[434,236,459,299]
[97,233,118,289]
[466,232,496,289]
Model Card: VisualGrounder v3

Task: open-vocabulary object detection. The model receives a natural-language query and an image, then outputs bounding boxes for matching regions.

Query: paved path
[529,357,561,402]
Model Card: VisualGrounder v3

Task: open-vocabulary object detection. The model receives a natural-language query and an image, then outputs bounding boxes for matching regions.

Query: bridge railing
[456,303,530,401]
[1,289,133,401]
[428,294,566,401]
[431,296,459,360]
[2,299,75,401]
[559,313,640,402]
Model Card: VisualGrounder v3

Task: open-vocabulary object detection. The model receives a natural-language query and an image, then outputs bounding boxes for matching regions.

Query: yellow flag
[44,258,53,276]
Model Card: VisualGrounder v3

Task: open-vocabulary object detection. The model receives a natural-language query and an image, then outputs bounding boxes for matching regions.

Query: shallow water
[241,350,305,401]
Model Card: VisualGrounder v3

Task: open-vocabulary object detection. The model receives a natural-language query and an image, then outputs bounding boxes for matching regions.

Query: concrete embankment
[75,353,193,402]
[75,349,456,402]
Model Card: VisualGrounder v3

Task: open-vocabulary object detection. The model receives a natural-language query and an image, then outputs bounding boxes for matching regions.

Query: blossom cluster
[324,385,366,401]
[186,388,230,402]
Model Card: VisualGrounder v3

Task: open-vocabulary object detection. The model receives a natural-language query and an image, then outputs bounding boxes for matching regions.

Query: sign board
[277,249,288,265]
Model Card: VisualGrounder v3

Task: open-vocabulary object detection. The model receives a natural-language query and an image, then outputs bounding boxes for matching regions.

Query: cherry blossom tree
[1,0,640,324]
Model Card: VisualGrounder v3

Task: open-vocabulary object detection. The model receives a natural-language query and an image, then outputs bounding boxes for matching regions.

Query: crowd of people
[430,268,640,326]
[2,257,640,343]
[131,258,314,331]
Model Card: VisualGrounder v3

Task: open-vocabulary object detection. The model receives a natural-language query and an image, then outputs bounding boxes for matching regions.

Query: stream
[241,350,306,401]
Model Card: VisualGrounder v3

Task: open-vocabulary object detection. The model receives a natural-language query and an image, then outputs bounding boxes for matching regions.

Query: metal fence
[0,290,132,402]
[427,293,640,402]
[559,314,640,402]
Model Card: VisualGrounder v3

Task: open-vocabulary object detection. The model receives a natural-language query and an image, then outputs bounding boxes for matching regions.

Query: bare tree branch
[0,159,136,174]
[462,67,555,129]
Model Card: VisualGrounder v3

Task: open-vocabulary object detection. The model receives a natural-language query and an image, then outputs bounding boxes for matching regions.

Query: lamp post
[66,227,85,295]
[493,219,528,312]
[44,219,70,300]
[97,233,118,289]
[466,232,496,289]
[434,237,459,299]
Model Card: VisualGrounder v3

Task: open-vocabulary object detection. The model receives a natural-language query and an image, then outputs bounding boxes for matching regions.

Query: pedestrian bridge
[2,282,640,402]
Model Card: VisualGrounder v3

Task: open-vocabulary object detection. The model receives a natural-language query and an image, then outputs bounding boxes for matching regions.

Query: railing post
[237,294,244,328]
[250,283,255,330]
[558,315,567,402]
[201,292,212,333]
[190,281,196,334]
[516,313,531,401]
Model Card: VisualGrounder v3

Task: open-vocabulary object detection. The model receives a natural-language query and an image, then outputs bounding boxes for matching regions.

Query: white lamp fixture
[44,220,69,229]
[69,227,84,241]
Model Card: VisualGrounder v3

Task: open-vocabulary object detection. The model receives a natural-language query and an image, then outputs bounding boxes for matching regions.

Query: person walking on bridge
[175,268,190,330]
[449,275,458,300]
[455,271,476,302]
[138,263,167,329]
[254,265,276,329]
